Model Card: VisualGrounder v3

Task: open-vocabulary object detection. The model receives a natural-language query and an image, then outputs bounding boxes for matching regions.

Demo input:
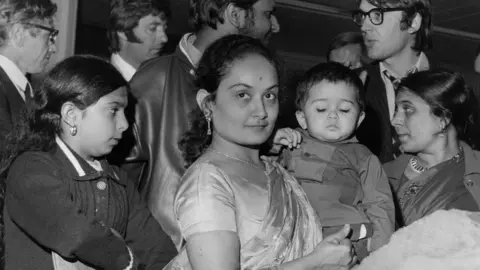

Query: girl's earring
[206,115,212,135]
[70,125,77,136]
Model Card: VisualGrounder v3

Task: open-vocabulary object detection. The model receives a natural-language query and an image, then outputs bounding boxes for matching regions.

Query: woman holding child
[386,69,480,227]
[165,35,354,269]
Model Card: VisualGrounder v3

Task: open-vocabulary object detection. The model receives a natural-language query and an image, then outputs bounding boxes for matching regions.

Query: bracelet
[123,246,134,270]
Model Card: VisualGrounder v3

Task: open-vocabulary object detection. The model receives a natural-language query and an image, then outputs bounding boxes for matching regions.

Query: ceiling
[270,0,480,72]
[81,0,480,73]
[296,0,480,36]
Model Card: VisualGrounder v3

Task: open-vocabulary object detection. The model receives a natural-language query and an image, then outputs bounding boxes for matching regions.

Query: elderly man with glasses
[352,0,433,163]
[0,0,58,267]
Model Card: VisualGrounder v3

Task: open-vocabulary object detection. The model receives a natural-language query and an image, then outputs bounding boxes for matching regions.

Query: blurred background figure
[327,31,370,70]
[0,0,58,267]
[108,0,170,81]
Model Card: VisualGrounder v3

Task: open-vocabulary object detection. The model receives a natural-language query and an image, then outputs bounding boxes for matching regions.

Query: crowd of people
[1,0,480,269]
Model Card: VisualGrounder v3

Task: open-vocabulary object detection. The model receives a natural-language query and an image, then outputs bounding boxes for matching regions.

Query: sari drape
[163,160,323,269]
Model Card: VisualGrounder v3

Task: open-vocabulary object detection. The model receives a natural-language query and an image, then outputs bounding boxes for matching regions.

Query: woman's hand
[273,128,302,150]
[309,225,354,268]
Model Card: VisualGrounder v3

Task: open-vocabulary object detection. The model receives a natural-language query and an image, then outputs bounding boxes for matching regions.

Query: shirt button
[97,181,107,190]
[466,179,474,187]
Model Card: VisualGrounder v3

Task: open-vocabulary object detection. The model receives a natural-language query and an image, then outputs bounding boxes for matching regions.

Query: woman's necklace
[409,147,463,174]
[209,150,265,170]
[409,157,427,173]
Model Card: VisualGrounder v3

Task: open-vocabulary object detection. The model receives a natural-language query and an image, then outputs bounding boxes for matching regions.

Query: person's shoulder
[336,140,381,167]
[182,156,228,182]
[129,49,191,98]
[7,150,58,181]
[131,53,178,83]
[383,154,410,177]
[178,158,235,197]
[139,53,179,72]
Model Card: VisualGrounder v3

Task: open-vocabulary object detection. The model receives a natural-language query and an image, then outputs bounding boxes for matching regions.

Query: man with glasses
[107,0,170,81]
[0,0,58,267]
[352,0,432,163]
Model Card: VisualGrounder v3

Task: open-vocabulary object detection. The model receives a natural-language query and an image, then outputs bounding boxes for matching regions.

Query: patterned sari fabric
[394,152,479,227]
[163,159,323,269]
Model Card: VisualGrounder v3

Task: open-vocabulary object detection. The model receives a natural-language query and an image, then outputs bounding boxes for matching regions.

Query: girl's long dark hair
[398,68,480,150]
[0,55,127,175]
[178,34,279,168]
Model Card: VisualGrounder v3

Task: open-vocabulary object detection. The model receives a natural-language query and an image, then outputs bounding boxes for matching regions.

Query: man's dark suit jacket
[356,63,395,163]
[121,44,197,251]
[0,66,27,268]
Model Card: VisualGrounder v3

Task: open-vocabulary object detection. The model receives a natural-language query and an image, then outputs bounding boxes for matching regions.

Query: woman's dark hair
[0,55,127,174]
[178,34,279,168]
[397,68,480,149]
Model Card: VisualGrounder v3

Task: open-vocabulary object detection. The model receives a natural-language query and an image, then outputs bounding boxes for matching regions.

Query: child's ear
[356,110,366,128]
[295,110,308,130]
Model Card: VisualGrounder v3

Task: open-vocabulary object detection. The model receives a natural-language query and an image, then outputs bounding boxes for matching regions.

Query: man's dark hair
[362,0,432,52]
[326,31,365,61]
[295,62,365,111]
[189,0,259,31]
[108,0,170,53]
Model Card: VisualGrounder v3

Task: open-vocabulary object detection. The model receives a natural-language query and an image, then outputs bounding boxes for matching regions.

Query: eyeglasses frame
[23,23,59,44]
[352,7,407,26]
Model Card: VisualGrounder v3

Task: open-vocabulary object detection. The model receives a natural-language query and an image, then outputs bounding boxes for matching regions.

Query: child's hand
[273,128,302,150]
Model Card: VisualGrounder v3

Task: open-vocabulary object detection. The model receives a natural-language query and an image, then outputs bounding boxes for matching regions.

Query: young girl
[1,55,175,270]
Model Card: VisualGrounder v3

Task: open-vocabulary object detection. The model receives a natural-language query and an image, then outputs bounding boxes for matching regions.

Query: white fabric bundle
[355,209,480,270]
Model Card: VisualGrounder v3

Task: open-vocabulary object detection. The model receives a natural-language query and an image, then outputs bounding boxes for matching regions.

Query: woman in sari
[385,69,480,227]
[164,35,354,270]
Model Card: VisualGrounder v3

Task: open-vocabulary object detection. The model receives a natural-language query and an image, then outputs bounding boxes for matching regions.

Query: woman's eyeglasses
[352,7,406,27]
[24,23,59,44]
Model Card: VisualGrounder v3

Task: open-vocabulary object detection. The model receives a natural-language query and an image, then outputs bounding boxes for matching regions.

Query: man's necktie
[383,70,401,90]
[24,83,32,103]
[383,67,419,92]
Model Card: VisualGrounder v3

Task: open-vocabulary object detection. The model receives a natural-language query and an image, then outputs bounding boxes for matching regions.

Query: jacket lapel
[0,66,25,119]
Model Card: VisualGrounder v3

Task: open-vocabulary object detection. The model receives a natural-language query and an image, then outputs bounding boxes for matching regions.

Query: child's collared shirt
[280,128,395,251]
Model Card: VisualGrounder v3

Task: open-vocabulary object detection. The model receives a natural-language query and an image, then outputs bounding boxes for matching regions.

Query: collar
[54,137,125,185]
[386,141,480,181]
[111,53,137,81]
[380,52,430,79]
[0,54,29,91]
[462,141,480,176]
[179,33,202,68]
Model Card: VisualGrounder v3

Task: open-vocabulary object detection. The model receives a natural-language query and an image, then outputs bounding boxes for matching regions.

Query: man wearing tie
[0,0,58,266]
[352,0,433,163]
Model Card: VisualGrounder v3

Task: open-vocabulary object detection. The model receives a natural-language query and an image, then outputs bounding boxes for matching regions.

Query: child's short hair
[295,62,365,111]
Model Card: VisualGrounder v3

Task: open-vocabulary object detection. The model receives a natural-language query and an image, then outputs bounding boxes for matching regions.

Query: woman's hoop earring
[206,115,212,135]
